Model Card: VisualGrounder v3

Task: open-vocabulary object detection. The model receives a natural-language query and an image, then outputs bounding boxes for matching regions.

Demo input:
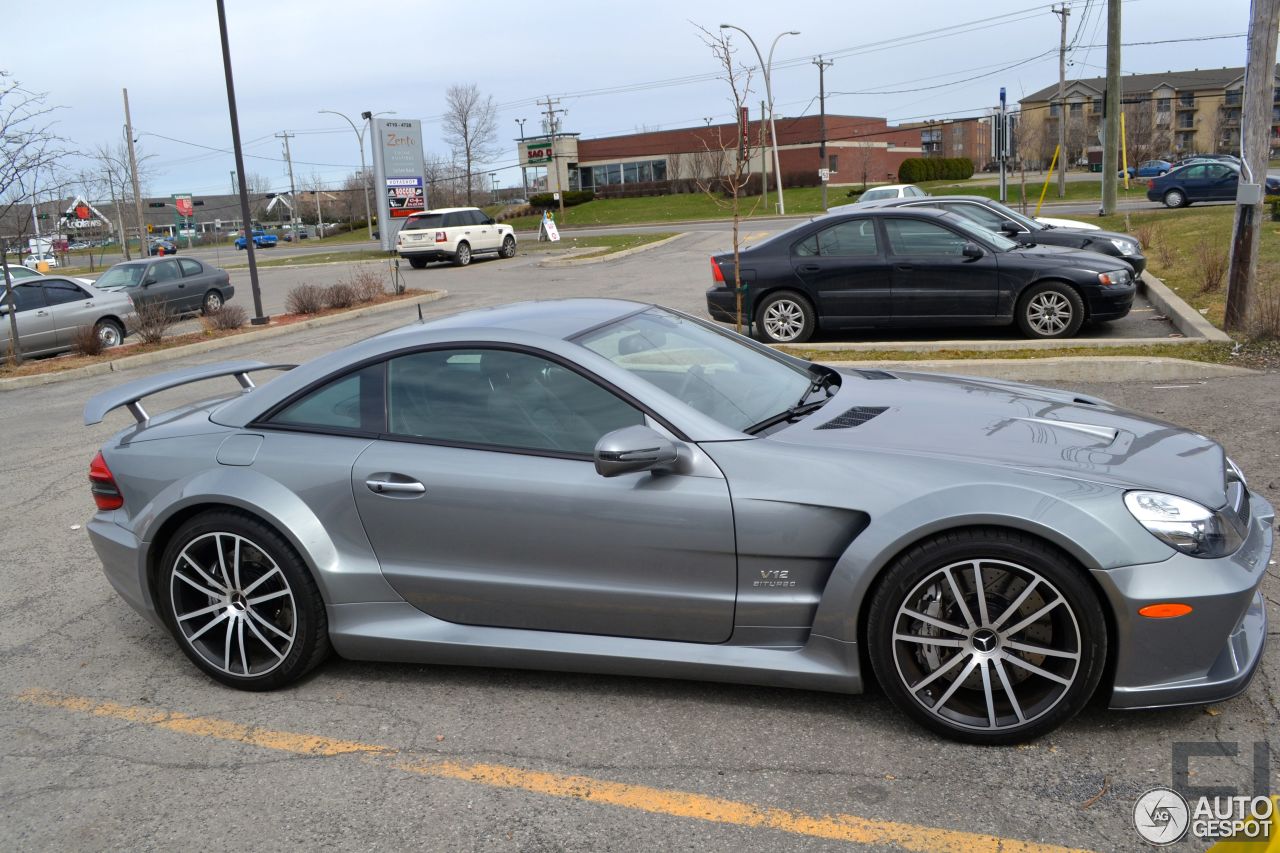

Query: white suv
[396,207,517,268]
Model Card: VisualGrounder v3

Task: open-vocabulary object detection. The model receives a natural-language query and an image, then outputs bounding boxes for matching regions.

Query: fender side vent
[854,369,897,380]
[816,406,889,430]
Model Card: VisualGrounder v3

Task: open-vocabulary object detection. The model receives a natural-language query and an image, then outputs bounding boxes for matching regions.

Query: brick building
[518,114,924,196]
[900,116,993,166]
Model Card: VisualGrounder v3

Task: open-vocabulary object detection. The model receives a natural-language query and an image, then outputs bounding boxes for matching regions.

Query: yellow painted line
[19,688,1089,853]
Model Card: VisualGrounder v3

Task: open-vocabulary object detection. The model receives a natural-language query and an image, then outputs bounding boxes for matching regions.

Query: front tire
[866,529,1107,744]
[755,290,815,343]
[1163,189,1187,208]
[499,235,517,259]
[1016,282,1085,339]
[95,319,124,348]
[453,241,472,267]
[157,510,330,690]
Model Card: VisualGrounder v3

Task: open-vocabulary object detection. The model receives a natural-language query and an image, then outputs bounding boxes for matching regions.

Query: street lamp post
[515,118,529,200]
[720,24,799,215]
[318,108,395,240]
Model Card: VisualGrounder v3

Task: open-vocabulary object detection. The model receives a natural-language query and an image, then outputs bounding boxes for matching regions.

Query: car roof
[380,297,645,341]
[411,207,480,214]
[823,202,956,219]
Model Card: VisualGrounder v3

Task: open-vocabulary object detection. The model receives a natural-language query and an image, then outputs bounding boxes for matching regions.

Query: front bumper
[1084,281,1136,322]
[1097,493,1274,710]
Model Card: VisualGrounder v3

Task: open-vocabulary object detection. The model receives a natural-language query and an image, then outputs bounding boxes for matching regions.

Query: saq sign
[371,118,427,252]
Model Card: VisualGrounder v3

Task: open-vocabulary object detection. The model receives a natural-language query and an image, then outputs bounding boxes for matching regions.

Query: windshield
[859,188,898,201]
[94,264,146,289]
[944,214,1019,251]
[575,308,814,432]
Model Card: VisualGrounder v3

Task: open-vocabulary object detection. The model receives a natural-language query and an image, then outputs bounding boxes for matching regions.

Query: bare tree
[693,25,761,334]
[1,73,69,364]
[442,84,499,205]
[1013,114,1046,212]
[853,143,877,190]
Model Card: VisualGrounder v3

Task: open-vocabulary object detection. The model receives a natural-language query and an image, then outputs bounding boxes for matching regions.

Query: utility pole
[814,56,833,211]
[515,118,529,200]
[1052,4,1070,198]
[539,96,567,219]
[761,100,769,212]
[1100,0,1121,215]
[1225,0,1280,331]
[312,188,323,236]
[123,88,147,259]
[276,131,299,239]
[998,88,1009,203]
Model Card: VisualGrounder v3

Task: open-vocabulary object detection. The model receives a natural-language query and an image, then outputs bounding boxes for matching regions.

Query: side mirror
[594,425,679,478]
[998,220,1021,236]
[962,242,985,259]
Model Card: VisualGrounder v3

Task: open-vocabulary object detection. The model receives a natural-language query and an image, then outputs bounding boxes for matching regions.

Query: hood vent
[854,369,897,380]
[816,405,889,430]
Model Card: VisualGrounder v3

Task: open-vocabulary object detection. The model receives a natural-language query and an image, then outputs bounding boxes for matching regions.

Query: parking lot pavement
[1,285,1276,850]
[177,230,1177,343]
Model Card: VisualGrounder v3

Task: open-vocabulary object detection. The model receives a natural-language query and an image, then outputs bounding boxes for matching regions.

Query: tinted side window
[178,259,203,276]
[466,210,487,225]
[1182,165,1207,179]
[269,363,385,433]
[1206,165,1233,180]
[386,348,644,455]
[9,283,46,312]
[884,219,968,256]
[151,260,181,282]
[442,212,463,228]
[814,219,878,257]
[42,280,89,306]
[794,234,819,257]
[947,202,1009,229]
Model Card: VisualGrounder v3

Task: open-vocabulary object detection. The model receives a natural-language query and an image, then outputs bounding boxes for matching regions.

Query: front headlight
[1097,269,1131,286]
[1109,238,1137,256]
[1124,491,1243,558]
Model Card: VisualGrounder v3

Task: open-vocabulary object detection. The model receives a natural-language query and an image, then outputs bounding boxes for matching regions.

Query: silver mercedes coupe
[84,299,1273,743]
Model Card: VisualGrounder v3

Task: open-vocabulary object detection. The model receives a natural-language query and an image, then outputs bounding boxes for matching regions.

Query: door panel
[41,279,96,347]
[883,218,999,320]
[351,441,737,642]
[0,283,56,354]
[790,218,891,322]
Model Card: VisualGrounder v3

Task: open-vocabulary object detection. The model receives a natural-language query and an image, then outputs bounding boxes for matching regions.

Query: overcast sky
[4,0,1256,199]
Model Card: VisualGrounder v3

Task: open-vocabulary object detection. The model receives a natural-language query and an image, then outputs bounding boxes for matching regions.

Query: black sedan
[147,239,179,256]
[1147,161,1280,208]
[846,195,1145,274]
[706,208,1136,343]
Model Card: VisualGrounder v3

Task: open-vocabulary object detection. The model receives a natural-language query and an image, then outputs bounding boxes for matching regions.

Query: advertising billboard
[371,118,427,251]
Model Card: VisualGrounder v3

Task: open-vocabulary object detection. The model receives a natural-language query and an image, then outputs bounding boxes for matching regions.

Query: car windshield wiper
[744,369,837,435]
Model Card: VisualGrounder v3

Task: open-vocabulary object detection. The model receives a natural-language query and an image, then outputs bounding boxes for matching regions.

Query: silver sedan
[2,275,135,356]
[82,299,1273,743]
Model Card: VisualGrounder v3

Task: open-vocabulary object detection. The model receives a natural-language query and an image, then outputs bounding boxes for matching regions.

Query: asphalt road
[1,239,1270,852]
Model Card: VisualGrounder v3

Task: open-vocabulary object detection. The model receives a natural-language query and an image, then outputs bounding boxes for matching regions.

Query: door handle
[798,264,821,273]
[895,264,915,272]
[365,477,426,494]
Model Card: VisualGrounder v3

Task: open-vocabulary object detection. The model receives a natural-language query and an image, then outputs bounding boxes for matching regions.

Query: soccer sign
[173,195,194,218]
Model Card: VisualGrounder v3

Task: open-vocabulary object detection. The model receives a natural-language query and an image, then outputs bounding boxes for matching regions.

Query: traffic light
[148,202,166,208]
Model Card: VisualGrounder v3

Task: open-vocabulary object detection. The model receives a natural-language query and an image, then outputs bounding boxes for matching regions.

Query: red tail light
[89,451,124,510]
[435,231,447,243]
[710,257,725,283]
[1147,179,1154,190]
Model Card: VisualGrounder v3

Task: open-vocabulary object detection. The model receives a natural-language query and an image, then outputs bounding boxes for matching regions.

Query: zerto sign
[371,118,427,251]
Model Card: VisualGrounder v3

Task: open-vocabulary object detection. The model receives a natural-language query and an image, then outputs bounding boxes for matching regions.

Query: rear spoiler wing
[84,361,295,426]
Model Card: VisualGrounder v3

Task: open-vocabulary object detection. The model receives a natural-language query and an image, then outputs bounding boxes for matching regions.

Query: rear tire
[408,257,428,270]
[157,509,330,691]
[865,528,1107,744]
[1016,282,1085,339]
[755,290,816,344]
[202,290,223,315]
[1163,189,1188,208]
[453,242,472,267]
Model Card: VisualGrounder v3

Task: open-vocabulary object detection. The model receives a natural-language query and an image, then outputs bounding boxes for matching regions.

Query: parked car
[706,208,1136,342]
[235,229,278,250]
[395,207,517,268]
[93,256,234,316]
[147,239,178,256]
[0,276,133,356]
[81,298,1273,743]
[6,263,98,289]
[23,253,58,269]
[1127,159,1172,178]
[1147,161,1280,208]
[852,184,930,203]
[853,195,1146,274]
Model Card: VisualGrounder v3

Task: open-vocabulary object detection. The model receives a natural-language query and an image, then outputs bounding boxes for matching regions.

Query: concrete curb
[1139,270,1232,342]
[0,290,447,392]
[776,335,1200,354]
[538,233,688,267]
[820,356,1256,382]
[222,256,390,272]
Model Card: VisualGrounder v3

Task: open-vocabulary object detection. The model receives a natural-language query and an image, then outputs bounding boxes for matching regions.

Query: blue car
[234,229,278,250]
[1127,159,1171,178]
[1147,162,1280,208]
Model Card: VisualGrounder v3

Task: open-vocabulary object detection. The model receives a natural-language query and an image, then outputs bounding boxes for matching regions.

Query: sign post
[173,194,195,248]
[370,119,428,252]
[538,211,560,242]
